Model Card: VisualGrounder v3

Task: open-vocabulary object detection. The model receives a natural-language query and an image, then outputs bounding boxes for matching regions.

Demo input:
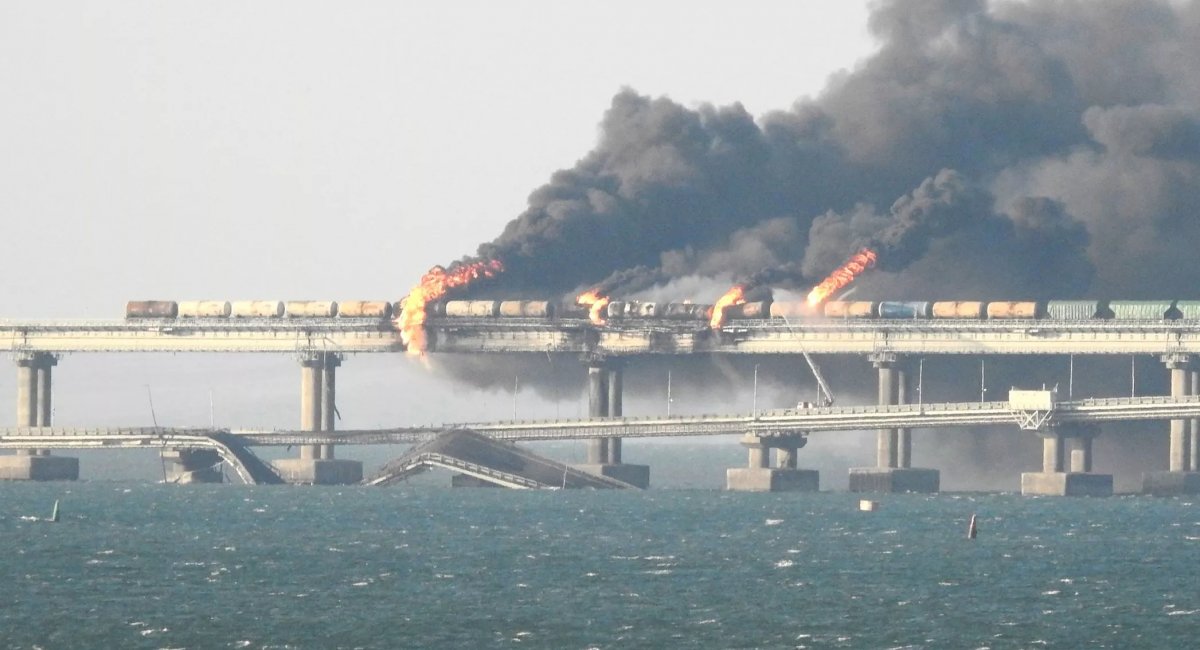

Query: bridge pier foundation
[849,354,938,493]
[162,449,223,483]
[272,353,361,485]
[1143,354,1200,495]
[574,360,649,488]
[726,434,818,491]
[1022,425,1112,496]
[0,353,78,481]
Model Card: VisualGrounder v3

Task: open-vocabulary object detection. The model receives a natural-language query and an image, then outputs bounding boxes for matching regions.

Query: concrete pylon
[321,354,340,460]
[726,433,818,492]
[585,361,609,464]
[574,357,649,488]
[272,352,361,485]
[1192,368,1200,473]
[849,353,938,493]
[1022,424,1111,496]
[608,363,623,464]
[1143,354,1200,494]
[0,352,79,480]
[896,364,912,468]
[873,354,899,468]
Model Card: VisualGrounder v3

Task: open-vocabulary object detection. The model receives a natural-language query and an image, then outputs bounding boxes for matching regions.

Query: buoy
[859,499,878,512]
[967,513,977,540]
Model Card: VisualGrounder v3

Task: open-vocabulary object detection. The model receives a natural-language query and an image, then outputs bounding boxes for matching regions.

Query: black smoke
[464,0,1198,301]
[430,0,1200,488]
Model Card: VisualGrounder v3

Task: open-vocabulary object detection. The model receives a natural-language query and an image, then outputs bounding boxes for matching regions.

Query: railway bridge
[4,316,1200,494]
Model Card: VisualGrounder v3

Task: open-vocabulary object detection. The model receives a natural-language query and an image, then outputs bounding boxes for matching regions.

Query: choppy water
[3,483,1200,649]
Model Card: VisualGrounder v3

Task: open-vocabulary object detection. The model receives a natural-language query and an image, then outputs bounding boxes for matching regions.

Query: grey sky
[0,2,874,477]
[1,1,871,317]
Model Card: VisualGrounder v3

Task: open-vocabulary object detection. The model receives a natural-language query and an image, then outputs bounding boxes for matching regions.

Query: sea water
[3,483,1199,649]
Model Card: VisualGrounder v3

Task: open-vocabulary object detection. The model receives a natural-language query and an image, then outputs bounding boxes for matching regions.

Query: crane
[802,350,835,408]
[778,314,835,408]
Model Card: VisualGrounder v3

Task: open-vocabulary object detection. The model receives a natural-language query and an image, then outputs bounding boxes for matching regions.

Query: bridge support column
[1022,425,1112,496]
[574,359,649,488]
[1143,355,1200,494]
[272,352,361,485]
[726,434,818,492]
[1192,368,1200,473]
[0,352,78,481]
[848,354,938,493]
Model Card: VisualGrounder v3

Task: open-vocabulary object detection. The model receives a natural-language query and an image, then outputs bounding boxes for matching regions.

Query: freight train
[126,298,1200,322]
[125,300,393,319]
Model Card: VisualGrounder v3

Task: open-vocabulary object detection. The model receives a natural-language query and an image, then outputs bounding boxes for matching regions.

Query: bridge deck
[5,395,1200,447]
[4,317,1200,355]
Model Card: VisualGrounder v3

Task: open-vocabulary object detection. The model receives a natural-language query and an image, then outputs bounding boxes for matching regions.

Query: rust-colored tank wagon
[230,300,285,318]
[769,301,819,319]
[177,300,232,318]
[126,300,178,319]
[498,300,555,318]
[725,301,772,320]
[443,300,500,318]
[986,301,1043,319]
[932,301,986,319]
[556,299,589,319]
[337,301,393,319]
[285,301,338,318]
[824,301,878,319]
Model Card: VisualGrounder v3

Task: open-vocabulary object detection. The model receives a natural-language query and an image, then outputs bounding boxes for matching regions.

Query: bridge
[4,393,1200,493]
[4,316,1200,494]
[7,316,1200,355]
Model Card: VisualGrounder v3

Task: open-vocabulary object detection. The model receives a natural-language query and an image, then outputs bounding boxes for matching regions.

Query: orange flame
[806,248,878,307]
[709,284,747,329]
[396,259,503,355]
[576,288,611,325]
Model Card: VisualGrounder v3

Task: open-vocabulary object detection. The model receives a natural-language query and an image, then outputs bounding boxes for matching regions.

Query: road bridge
[4,394,1200,492]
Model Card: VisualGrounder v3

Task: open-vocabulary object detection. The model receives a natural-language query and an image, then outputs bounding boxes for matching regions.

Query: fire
[806,248,878,307]
[576,288,611,325]
[709,284,747,329]
[396,259,503,355]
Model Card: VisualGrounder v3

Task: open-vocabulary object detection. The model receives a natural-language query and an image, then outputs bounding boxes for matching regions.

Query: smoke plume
[463,0,1197,301]
[426,0,1200,487]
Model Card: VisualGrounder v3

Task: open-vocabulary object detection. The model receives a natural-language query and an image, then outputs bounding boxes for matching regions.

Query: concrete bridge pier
[0,352,78,480]
[574,359,649,488]
[1143,354,1200,494]
[162,449,223,483]
[1192,367,1200,477]
[272,352,361,485]
[848,353,939,493]
[726,434,819,491]
[1022,424,1112,496]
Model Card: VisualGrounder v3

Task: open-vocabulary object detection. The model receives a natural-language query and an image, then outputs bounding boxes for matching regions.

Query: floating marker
[967,513,977,540]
